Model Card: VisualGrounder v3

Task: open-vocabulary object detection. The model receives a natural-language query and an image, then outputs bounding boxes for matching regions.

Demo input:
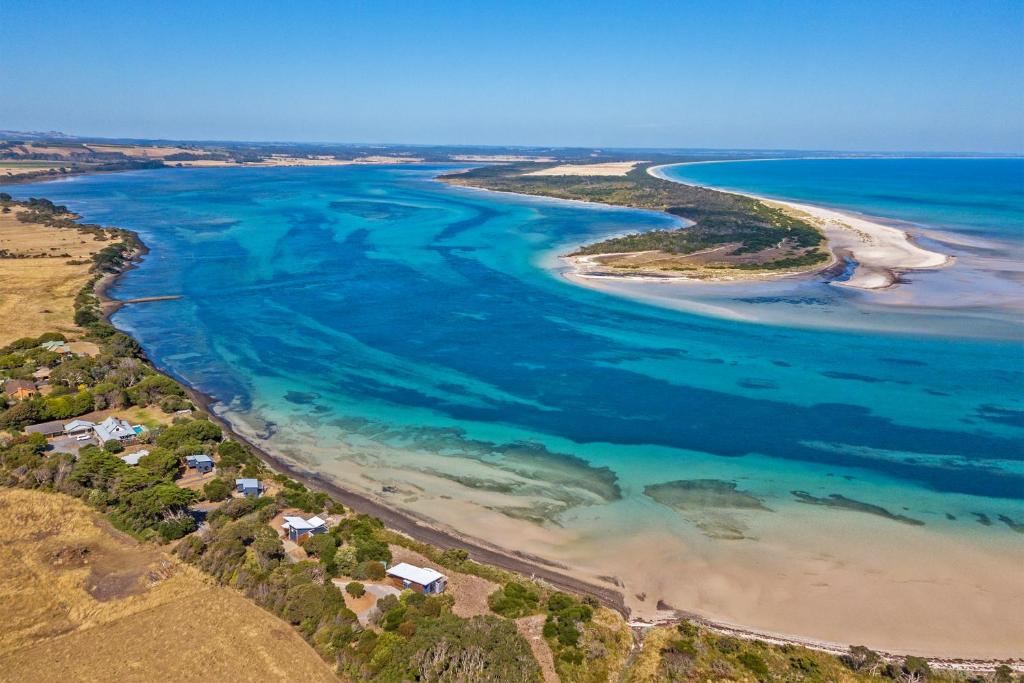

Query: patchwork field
[0,488,339,682]
[0,207,105,345]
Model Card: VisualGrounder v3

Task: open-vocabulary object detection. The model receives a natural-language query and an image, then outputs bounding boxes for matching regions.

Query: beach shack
[185,454,214,473]
[385,562,447,595]
[281,515,327,543]
[235,478,263,498]
[24,420,65,438]
[3,379,37,401]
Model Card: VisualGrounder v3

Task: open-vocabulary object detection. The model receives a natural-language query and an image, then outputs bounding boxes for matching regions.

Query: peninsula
[442,161,950,289]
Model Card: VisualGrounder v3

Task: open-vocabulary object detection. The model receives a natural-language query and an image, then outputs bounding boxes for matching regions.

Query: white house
[63,419,96,436]
[385,562,447,594]
[94,416,144,444]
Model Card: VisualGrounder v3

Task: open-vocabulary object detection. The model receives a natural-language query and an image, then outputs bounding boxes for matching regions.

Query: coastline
[14,169,1022,665]
[645,162,953,290]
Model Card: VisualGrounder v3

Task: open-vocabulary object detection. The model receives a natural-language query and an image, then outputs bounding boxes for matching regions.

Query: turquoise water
[4,164,1022,532]
[660,157,1024,241]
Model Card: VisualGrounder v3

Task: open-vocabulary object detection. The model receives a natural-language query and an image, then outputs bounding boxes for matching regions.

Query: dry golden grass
[0,162,67,176]
[524,161,643,176]
[84,144,207,159]
[0,488,339,682]
[0,208,104,345]
[623,626,672,682]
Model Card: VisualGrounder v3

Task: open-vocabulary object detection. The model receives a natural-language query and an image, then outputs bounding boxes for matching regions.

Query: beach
[216,404,1024,660]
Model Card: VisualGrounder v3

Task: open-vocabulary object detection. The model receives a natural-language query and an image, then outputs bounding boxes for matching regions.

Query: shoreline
[18,171,1022,667]
[645,162,953,290]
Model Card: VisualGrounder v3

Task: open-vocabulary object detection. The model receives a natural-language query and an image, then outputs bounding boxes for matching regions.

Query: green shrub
[103,439,124,453]
[737,652,769,677]
[346,581,365,597]
[203,477,232,501]
[353,559,385,580]
[488,581,540,618]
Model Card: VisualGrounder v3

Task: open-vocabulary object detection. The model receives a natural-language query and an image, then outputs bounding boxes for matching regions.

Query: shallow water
[5,163,1022,652]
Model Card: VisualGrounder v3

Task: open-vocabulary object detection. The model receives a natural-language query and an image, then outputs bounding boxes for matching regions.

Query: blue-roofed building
[282,515,327,542]
[185,453,214,473]
[235,478,263,498]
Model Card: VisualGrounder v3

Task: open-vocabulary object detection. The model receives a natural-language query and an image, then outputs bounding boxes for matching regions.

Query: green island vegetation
[1,193,1017,681]
[442,163,830,273]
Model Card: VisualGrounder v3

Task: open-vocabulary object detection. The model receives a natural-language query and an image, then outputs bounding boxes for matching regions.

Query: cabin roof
[386,562,446,585]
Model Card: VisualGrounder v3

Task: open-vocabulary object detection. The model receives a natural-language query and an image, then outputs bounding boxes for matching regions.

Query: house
[185,454,214,473]
[121,450,149,466]
[40,340,72,354]
[94,416,145,445]
[63,419,96,436]
[235,478,263,498]
[282,515,327,543]
[24,420,65,438]
[3,379,37,400]
[32,367,51,381]
[385,562,447,594]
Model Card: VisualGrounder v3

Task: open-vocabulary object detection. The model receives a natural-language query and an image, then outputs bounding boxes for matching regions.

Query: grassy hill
[0,487,339,682]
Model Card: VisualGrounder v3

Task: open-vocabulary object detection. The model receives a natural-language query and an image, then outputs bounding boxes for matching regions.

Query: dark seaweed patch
[791,491,924,526]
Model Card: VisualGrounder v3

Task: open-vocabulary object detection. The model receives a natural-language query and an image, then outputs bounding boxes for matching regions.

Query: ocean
[4,159,1022,653]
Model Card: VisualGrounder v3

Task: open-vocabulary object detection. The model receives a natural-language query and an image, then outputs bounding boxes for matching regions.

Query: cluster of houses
[25,415,148,446]
[1,341,101,404]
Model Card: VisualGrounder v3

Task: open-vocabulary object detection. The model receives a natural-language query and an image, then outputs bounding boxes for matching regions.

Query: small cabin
[185,454,214,473]
[282,515,327,543]
[386,562,448,594]
[235,478,263,498]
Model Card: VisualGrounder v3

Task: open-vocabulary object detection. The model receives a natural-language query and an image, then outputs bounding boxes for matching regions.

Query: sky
[2,0,1022,152]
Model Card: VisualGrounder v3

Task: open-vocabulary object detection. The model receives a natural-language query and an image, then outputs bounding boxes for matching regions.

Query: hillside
[0,487,339,682]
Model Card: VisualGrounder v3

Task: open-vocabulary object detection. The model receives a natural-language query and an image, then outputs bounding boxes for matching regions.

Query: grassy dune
[0,488,338,682]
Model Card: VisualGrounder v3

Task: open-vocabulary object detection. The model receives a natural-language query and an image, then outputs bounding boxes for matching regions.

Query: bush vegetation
[445,163,827,271]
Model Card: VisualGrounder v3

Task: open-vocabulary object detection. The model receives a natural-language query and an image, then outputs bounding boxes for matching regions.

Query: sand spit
[641,163,952,290]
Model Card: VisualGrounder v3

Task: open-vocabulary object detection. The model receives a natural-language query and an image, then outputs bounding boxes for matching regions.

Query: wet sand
[211,403,1024,660]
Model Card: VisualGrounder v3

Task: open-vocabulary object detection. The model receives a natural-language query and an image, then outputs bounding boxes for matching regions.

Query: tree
[72,447,128,491]
[353,560,385,580]
[204,477,232,501]
[104,439,125,454]
[346,581,365,597]
[156,419,222,449]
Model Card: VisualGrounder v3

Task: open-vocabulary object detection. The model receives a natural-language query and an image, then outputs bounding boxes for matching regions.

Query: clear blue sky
[2,0,1022,152]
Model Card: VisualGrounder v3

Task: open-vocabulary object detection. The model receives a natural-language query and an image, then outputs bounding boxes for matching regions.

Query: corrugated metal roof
[386,562,445,585]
